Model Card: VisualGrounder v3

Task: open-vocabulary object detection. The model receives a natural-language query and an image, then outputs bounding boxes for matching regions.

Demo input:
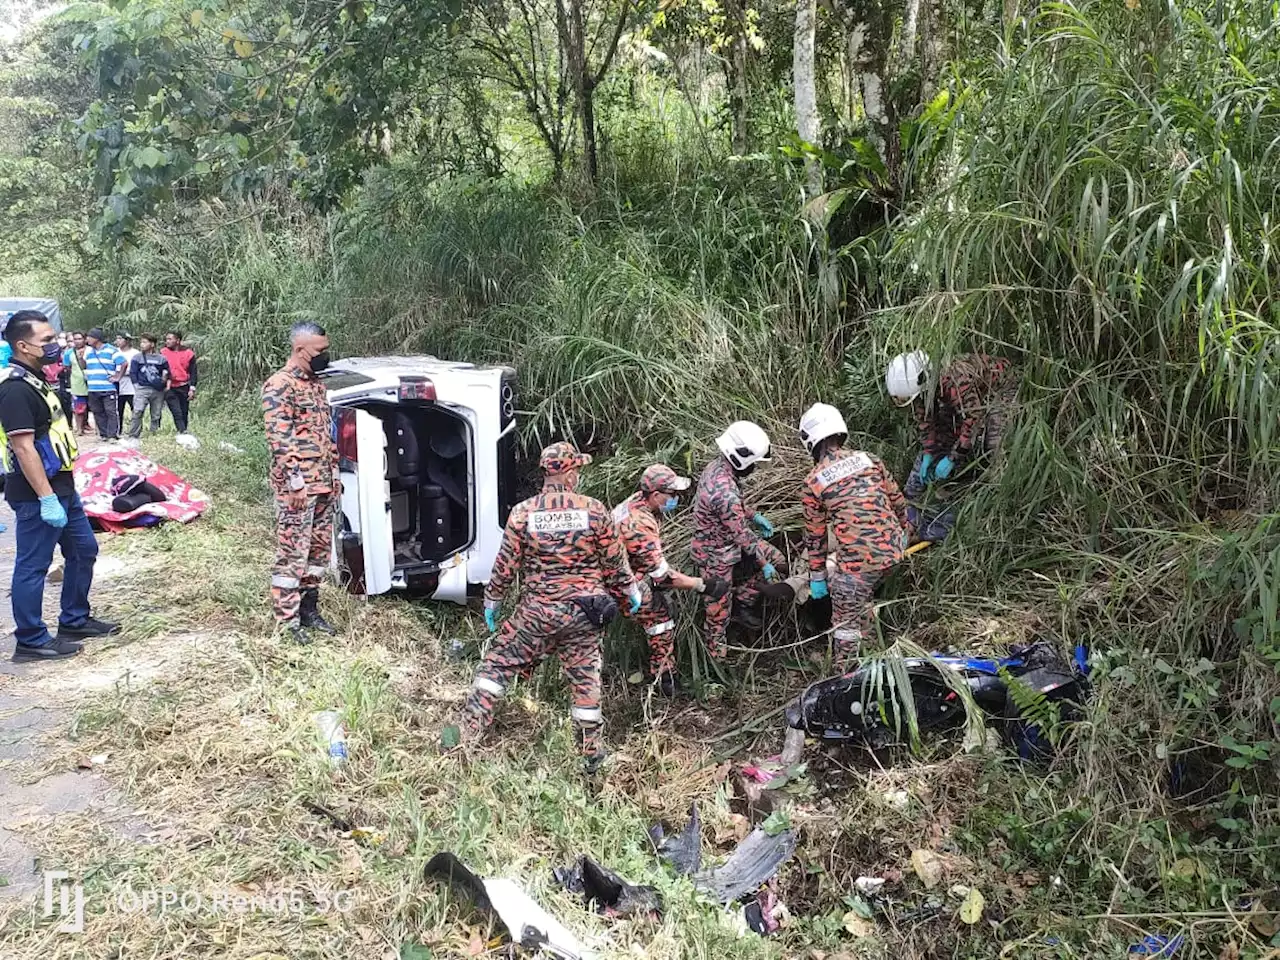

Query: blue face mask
[661,496,679,513]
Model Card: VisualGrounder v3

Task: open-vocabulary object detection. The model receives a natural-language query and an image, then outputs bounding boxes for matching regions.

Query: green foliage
[63,0,461,241]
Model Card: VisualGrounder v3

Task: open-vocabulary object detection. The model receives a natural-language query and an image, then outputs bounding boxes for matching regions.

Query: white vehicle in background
[323,356,519,604]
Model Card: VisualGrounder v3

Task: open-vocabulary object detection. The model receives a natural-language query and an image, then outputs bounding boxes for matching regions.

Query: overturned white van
[323,356,519,604]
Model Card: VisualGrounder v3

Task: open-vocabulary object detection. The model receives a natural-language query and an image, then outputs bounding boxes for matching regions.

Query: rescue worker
[690,421,786,659]
[613,464,730,694]
[262,322,339,644]
[798,403,907,662]
[457,442,641,774]
[884,351,1015,541]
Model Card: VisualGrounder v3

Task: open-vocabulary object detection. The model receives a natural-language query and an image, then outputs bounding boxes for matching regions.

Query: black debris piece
[648,801,702,876]
[553,856,663,918]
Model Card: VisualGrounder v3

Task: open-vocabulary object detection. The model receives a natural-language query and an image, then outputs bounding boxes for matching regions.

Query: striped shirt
[83,344,124,393]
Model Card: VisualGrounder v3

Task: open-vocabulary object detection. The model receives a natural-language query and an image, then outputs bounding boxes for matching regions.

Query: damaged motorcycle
[785,641,1090,760]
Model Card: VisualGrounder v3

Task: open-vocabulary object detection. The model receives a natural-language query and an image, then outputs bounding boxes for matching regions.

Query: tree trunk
[723,0,751,153]
[793,0,822,196]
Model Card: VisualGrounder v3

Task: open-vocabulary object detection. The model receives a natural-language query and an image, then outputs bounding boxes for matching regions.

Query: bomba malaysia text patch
[814,452,874,489]
[530,509,591,533]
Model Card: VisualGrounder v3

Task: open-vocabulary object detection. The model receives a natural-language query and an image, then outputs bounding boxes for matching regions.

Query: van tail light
[337,408,358,463]
[399,377,436,401]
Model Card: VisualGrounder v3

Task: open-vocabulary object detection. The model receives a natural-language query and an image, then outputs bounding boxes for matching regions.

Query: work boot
[56,616,121,640]
[654,671,680,698]
[282,621,312,646]
[12,637,83,663]
[299,589,337,635]
[582,750,608,778]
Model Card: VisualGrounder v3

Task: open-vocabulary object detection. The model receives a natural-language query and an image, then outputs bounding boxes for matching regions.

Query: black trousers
[86,391,120,440]
[165,385,191,433]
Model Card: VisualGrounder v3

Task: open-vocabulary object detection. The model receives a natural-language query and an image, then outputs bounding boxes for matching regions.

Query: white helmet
[884,350,931,405]
[716,420,772,471]
[798,403,848,454]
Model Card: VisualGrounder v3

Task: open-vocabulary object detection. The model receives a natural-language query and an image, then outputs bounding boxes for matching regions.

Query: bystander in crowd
[83,328,124,442]
[128,334,170,439]
[162,331,197,435]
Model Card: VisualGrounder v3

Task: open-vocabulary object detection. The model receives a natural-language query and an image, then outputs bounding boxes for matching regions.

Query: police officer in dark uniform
[0,311,119,662]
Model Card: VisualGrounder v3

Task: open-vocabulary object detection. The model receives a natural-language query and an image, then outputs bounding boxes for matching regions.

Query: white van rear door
[354,408,394,594]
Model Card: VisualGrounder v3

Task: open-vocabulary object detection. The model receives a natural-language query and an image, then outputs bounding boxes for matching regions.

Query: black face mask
[39,342,62,365]
[309,350,330,374]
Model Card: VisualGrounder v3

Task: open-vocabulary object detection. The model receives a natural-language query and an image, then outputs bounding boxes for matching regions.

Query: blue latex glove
[762,563,779,582]
[483,607,499,633]
[919,453,934,481]
[752,513,774,538]
[809,579,829,600]
[933,456,955,481]
[629,591,643,615]
[39,494,67,529]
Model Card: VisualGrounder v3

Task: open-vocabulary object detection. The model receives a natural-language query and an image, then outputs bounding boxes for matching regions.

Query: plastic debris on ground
[426,852,596,960]
[175,432,200,450]
[553,856,662,919]
[693,826,798,904]
[743,882,789,935]
[217,440,245,454]
[648,802,702,876]
[1128,933,1185,956]
[855,876,886,896]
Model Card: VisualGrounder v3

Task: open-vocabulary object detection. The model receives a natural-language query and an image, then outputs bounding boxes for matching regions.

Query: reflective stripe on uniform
[271,574,300,589]
[571,706,603,723]
[474,676,505,696]
[644,620,675,637]
[833,627,862,642]
[651,560,670,579]
[307,565,328,578]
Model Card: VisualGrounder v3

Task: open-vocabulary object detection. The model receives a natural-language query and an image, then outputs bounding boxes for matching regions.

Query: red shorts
[72,397,88,415]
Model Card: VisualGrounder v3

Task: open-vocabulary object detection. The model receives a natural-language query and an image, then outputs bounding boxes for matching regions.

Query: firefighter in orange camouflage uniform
[691,421,786,659]
[455,442,641,774]
[614,464,730,695]
[798,403,907,662]
[885,350,1015,542]
[262,322,339,645]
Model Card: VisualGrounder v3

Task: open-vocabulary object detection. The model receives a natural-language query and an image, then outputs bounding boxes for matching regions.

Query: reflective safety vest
[0,364,78,477]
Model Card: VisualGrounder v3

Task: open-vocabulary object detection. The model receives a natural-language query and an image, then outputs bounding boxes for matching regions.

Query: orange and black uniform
[906,353,1016,540]
[262,365,336,624]
[914,354,1013,461]
[614,492,678,675]
[802,446,907,658]
[464,483,638,762]
[690,456,785,658]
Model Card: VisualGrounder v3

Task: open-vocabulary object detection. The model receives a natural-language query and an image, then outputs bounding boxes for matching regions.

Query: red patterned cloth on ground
[74,448,210,532]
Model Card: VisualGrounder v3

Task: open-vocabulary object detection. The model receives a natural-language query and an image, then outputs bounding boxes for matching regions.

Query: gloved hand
[762,563,779,582]
[483,607,499,633]
[702,577,731,600]
[933,456,955,481]
[39,494,67,529]
[919,453,934,481]
[628,590,643,615]
[809,579,829,600]
[752,513,774,538]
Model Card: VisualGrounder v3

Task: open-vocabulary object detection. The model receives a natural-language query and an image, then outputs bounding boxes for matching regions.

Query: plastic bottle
[313,710,348,767]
